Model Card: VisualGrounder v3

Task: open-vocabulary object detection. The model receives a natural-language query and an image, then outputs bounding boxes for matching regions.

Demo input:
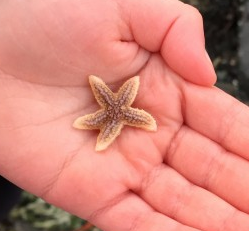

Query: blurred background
[1,0,249,231]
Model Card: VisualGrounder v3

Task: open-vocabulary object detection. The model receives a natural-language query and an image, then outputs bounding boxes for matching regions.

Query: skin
[1,0,249,230]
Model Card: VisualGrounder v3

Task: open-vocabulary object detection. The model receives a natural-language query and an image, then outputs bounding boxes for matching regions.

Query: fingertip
[160,12,217,87]
[204,51,217,86]
[123,0,217,86]
[188,49,217,87]
[191,49,217,86]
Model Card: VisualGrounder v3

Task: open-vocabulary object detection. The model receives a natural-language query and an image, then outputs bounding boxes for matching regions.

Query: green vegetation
[10,192,84,231]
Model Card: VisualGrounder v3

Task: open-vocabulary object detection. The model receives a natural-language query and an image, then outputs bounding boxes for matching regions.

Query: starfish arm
[116,76,140,107]
[89,75,115,108]
[96,120,124,151]
[122,107,157,131]
[73,109,107,130]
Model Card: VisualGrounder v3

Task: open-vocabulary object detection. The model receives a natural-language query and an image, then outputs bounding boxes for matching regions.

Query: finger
[124,0,216,86]
[135,164,249,231]
[183,83,249,161]
[165,125,249,214]
[87,192,201,231]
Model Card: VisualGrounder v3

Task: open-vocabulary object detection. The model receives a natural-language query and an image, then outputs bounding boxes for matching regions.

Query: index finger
[123,0,216,86]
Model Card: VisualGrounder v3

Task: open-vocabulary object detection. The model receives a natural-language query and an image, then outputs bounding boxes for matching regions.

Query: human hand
[1,0,249,231]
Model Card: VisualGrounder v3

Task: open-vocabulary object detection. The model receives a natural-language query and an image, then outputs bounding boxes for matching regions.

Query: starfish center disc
[106,103,123,120]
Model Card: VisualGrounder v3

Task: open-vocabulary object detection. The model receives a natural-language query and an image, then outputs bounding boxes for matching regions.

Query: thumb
[124,0,216,86]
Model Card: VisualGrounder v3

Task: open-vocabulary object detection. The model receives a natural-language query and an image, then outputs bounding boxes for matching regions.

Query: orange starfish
[73,75,157,151]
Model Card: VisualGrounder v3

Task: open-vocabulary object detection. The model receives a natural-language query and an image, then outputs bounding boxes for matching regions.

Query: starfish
[73,75,157,151]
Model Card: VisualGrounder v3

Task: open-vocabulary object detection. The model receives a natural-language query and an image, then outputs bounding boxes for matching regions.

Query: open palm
[1,0,249,231]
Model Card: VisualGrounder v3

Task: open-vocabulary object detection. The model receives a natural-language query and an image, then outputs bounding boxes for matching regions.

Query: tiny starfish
[73,75,157,151]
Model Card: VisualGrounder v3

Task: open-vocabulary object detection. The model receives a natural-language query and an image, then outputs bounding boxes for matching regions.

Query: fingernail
[205,50,217,85]
[205,50,213,66]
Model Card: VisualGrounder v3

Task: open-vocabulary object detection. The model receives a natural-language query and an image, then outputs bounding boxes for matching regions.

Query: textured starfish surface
[73,75,157,151]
